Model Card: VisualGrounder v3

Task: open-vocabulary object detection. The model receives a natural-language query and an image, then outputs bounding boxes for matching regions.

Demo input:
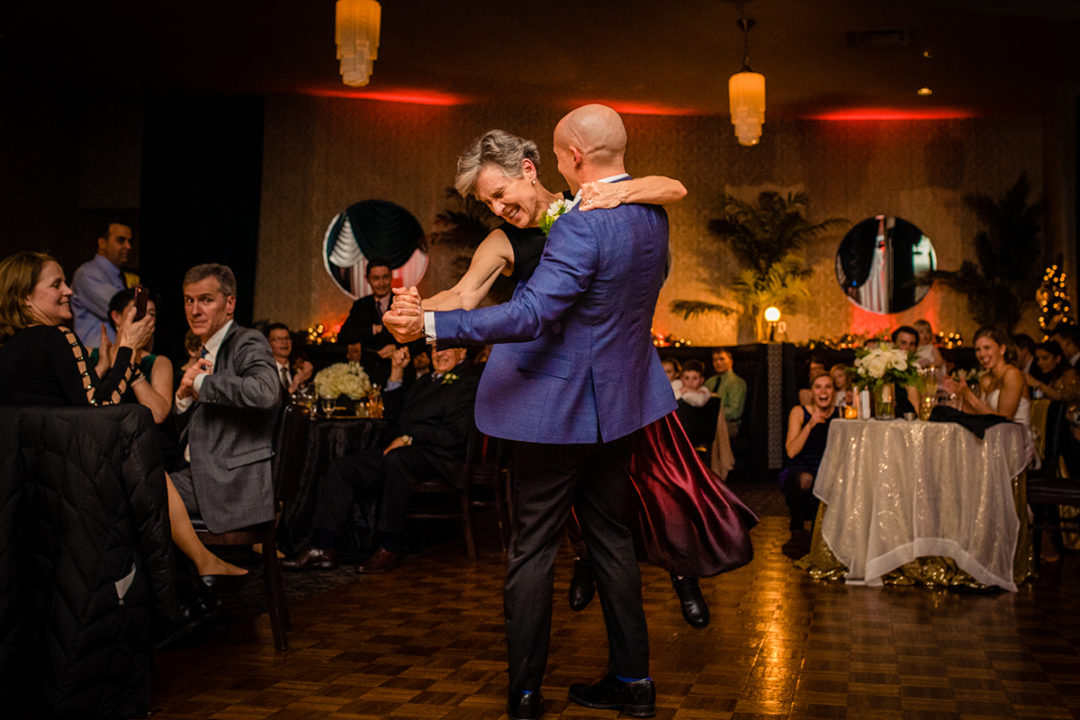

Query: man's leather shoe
[568,673,656,717]
[671,574,709,628]
[507,690,544,720]
[568,557,595,611]
[357,547,401,573]
[281,546,338,571]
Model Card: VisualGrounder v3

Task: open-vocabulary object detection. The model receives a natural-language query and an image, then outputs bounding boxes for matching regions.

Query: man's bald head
[553,104,628,191]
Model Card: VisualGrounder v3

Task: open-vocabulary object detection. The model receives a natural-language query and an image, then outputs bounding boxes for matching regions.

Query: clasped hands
[382,287,426,343]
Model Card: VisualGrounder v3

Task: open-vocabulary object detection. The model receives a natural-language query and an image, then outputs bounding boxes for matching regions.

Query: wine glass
[319,396,336,417]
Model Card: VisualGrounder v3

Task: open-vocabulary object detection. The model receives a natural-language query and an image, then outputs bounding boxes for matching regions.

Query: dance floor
[153,506,1080,719]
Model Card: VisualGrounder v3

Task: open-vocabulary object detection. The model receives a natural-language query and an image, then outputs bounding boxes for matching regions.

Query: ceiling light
[917,87,933,96]
[729,3,765,146]
[336,0,381,87]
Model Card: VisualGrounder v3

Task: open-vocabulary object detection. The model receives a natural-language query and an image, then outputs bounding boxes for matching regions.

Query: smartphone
[133,285,149,321]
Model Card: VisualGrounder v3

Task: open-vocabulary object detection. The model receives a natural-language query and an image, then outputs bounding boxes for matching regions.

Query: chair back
[1040,400,1067,478]
[271,403,312,503]
[1030,397,1051,459]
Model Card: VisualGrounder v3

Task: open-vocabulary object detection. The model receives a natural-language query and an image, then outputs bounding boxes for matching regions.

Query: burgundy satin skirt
[627,413,758,577]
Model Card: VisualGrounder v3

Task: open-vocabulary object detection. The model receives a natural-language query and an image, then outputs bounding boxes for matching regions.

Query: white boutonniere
[540,198,574,236]
[441,372,459,385]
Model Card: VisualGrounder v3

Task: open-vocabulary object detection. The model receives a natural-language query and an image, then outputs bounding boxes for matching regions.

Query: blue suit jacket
[434,190,676,444]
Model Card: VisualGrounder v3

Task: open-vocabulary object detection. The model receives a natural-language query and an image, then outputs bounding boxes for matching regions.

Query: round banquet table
[278,414,385,555]
[804,418,1034,591]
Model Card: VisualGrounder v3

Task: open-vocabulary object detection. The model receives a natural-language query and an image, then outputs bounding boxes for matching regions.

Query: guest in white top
[674,359,711,407]
[662,356,683,397]
[942,326,1030,425]
[913,319,945,369]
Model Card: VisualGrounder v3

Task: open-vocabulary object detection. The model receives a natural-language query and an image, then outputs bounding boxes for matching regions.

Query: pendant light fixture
[729,1,765,146]
[336,0,382,87]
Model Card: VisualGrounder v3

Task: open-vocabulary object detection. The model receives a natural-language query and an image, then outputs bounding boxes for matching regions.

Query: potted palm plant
[672,191,847,341]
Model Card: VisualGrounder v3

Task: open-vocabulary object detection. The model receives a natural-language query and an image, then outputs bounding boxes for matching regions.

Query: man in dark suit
[282,345,478,573]
[338,259,398,386]
[386,104,672,720]
[172,263,281,534]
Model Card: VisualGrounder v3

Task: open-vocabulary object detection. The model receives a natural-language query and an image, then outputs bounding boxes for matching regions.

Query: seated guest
[913,319,945,369]
[1051,325,1080,367]
[179,329,202,373]
[0,252,248,583]
[266,322,314,397]
[1026,340,1080,403]
[661,356,682,394]
[345,340,364,364]
[338,258,398,386]
[283,345,479,573]
[890,325,922,416]
[90,288,174,424]
[797,354,828,407]
[781,371,839,532]
[172,263,282,545]
[674,359,711,407]
[703,348,747,435]
[829,363,855,409]
[942,326,1030,425]
[412,347,431,379]
[1013,333,1037,376]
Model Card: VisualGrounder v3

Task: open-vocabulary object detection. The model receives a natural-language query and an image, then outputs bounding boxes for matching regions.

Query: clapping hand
[383,286,425,342]
[177,357,212,400]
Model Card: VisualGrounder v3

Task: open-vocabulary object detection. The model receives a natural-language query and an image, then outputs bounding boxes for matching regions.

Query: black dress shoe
[281,546,338,571]
[568,557,595,611]
[568,673,655,717]
[671,574,709,628]
[507,690,545,720]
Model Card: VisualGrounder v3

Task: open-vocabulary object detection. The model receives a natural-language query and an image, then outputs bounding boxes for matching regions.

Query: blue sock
[617,675,651,684]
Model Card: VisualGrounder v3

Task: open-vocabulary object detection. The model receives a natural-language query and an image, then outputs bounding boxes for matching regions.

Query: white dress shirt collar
[202,319,234,362]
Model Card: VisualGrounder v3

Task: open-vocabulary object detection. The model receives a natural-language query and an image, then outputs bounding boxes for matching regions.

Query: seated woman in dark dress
[0,251,246,583]
[781,371,840,532]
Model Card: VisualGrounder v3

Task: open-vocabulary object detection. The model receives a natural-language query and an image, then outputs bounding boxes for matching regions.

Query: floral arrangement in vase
[852,344,922,419]
[314,361,371,399]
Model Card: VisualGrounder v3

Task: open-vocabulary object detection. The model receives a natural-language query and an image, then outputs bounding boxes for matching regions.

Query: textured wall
[255,96,1047,344]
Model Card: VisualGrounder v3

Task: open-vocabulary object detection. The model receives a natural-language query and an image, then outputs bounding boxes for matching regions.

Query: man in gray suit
[172,263,280,534]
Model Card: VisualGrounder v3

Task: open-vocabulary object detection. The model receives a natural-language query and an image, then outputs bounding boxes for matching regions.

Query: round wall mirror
[835,215,936,314]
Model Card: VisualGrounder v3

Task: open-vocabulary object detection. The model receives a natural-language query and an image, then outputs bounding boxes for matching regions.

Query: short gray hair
[454,130,540,197]
[183,263,237,298]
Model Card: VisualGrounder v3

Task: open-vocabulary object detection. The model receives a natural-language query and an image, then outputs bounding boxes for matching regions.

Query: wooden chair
[192,403,311,650]
[404,426,512,561]
[1026,400,1080,564]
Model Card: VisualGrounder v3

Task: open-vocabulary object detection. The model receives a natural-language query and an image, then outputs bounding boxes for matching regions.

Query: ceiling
[4,0,1080,117]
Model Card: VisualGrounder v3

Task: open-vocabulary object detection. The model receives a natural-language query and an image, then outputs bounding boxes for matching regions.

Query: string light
[652,331,692,348]
[1038,263,1072,340]
[306,323,339,345]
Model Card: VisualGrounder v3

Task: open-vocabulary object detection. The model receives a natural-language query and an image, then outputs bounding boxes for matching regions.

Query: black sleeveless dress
[506,212,758,577]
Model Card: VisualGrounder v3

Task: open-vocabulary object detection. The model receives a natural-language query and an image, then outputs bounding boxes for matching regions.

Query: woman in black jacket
[0,251,247,583]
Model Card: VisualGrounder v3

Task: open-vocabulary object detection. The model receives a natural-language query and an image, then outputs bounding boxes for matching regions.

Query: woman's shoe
[569,558,595,611]
[671,574,709,628]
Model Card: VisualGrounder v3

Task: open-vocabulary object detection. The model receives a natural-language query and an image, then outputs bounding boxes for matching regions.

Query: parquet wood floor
[152,516,1080,720]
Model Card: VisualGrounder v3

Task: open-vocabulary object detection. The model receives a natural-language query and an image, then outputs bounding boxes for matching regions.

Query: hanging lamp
[729,3,765,146]
[336,0,382,87]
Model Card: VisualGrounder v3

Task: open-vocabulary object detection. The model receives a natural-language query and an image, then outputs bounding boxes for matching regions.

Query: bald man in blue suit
[386,105,673,720]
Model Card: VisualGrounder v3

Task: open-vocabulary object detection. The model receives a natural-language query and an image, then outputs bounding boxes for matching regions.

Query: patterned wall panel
[256,98,1045,345]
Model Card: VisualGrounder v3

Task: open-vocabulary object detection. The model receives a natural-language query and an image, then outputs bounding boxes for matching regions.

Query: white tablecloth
[813,418,1033,591]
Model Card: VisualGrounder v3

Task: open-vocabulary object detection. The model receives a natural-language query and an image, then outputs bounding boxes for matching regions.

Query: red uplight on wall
[808,108,976,121]
[301,87,464,106]
[574,100,703,117]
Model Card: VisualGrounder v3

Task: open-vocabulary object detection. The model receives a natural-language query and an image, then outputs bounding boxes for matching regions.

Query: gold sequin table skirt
[799,419,1034,591]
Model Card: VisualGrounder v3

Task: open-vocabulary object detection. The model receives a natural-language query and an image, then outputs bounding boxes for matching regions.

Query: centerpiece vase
[872,381,896,420]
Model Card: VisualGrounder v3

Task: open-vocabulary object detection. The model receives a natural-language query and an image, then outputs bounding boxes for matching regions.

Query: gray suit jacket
[179,323,280,533]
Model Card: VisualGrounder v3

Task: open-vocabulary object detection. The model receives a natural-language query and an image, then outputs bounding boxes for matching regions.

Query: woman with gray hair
[425,129,686,310]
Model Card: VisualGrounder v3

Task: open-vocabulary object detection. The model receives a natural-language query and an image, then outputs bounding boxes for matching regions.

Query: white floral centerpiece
[853,343,922,418]
[314,361,371,399]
